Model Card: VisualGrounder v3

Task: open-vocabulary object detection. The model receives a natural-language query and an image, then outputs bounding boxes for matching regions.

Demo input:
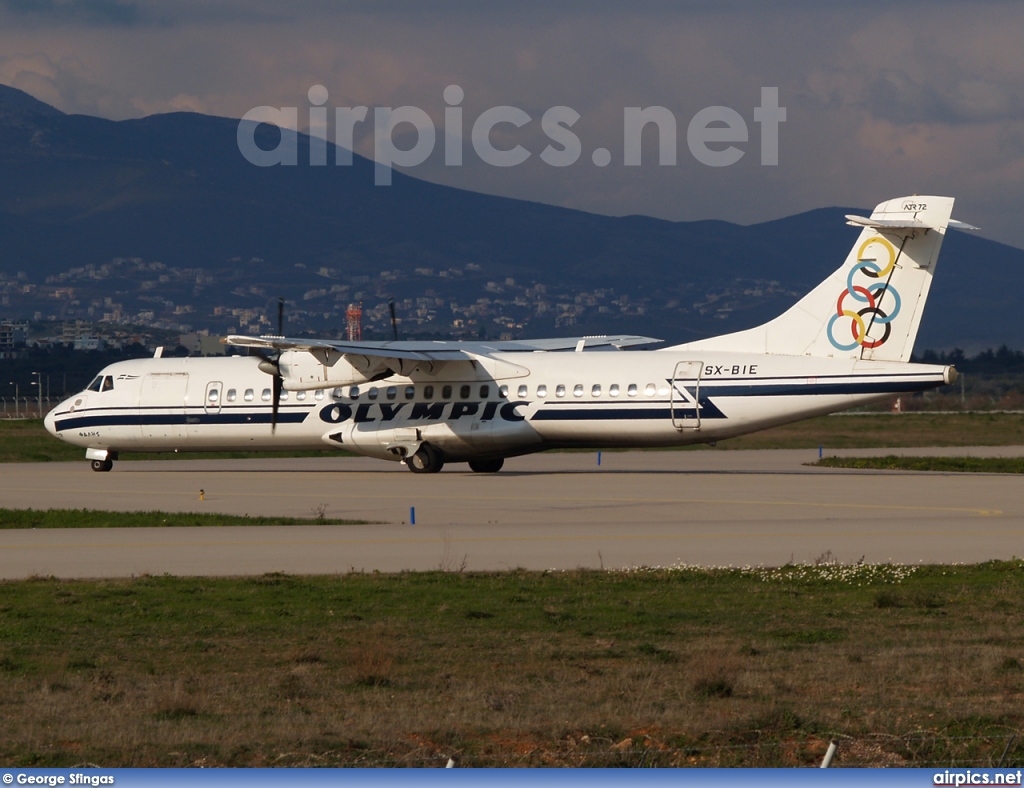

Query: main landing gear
[91,458,113,472]
[468,458,504,473]
[404,446,506,474]
[406,443,445,474]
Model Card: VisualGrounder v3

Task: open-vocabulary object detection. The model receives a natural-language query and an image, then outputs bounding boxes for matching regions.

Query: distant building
[61,320,93,345]
[0,321,26,347]
[0,321,28,358]
[73,336,106,351]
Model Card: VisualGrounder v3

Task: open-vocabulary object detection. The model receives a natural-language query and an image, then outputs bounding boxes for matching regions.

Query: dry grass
[712,411,1024,450]
[1,565,1023,767]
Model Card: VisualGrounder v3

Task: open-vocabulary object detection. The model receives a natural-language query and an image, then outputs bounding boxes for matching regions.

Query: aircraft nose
[44,406,58,437]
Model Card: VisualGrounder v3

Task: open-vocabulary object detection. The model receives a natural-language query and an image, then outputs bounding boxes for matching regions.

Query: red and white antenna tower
[346,302,363,342]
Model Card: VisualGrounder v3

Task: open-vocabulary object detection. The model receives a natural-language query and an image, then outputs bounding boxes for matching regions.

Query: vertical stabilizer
[672,196,956,362]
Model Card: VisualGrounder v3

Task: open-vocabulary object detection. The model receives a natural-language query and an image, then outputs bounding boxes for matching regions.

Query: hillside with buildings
[2,83,1023,352]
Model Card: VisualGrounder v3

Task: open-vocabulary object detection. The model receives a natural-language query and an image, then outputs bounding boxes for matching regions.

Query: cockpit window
[102,376,114,391]
[86,376,103,392]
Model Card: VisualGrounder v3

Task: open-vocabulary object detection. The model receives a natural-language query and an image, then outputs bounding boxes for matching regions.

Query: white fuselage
[45,351,952,464]
[43,194,968,472]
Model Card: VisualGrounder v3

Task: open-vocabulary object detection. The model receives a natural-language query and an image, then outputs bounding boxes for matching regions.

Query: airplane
[45,195,973,474]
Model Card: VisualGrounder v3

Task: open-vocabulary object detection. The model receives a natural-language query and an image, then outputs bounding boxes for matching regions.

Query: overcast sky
[2,0,1023,248]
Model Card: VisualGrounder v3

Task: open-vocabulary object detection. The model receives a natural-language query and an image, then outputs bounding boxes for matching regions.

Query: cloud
[0,1,1022,247]
[1,0,140,27]
[0,52,137,116]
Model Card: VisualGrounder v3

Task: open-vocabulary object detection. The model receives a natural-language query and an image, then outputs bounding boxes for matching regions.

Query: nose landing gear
[86,449,117,472]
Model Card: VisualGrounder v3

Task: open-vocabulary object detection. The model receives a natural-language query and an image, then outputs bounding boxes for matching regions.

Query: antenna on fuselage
[388,298,399,342]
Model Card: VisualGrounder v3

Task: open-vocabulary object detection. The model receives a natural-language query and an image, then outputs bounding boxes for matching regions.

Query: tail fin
[672,196,962,362]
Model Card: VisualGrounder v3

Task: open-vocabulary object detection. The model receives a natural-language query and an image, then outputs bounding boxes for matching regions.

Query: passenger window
[227,389,237,402]
[645,383,656,396]
[442,385,452,399]
[244,389,254,402]
[609,384,620,397]
[517,384,528,398]
[591,384,601,397]
[349,386,360,400]
[208,389,219,402]
[573,384,584,398]
[86,376,103,392]
[537,384,547,397]
[627,384,638,397]
[314,389,325,401]
[368,387,378,400]
[499,385,508,398]
[479,385,489,398]
[386,386,397,400]
[556,384,566,398]
[280,391,289,401]
[102,376,114,392]
[658,385,670,396]
[296,391,306,401]
[405,386,415,400]
[261,389,271,401]
[460,384,471,399]
[424,385,435,399]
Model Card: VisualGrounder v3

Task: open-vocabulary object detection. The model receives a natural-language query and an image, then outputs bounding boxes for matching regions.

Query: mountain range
[1,82,1021,351]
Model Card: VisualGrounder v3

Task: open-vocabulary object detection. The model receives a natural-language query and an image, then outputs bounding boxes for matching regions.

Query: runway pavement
[1,448,1023,578]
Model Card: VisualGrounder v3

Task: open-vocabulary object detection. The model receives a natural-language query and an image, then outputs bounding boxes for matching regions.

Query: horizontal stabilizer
[845,215,932,231]
[845,214,979,233]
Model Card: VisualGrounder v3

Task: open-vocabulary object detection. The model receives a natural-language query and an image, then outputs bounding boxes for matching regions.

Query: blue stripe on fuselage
[697,378,942,398]
[53,410,309,431]
[532,376,941,422]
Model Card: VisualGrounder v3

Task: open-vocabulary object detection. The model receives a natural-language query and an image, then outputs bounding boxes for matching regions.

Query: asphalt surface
[1,448,1023,578]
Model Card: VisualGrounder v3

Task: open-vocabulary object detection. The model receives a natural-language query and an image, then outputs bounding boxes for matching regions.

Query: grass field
[815,456,1024,473]
[2,563,1023,768]
[716,411,1024,450]
[4,412,1024,465]
[4,415,1023,769]
[0,509,370,530]
[0,419,349,463]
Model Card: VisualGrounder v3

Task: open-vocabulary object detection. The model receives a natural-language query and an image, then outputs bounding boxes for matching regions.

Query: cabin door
[204,381,224,415]
[670,361,703,431]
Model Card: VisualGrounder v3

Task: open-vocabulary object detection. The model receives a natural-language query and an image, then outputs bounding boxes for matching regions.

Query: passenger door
[204,381,224,415]
[670,360,703,430]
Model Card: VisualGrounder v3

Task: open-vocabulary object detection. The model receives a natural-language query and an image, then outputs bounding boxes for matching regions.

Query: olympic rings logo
[827,236,902,351]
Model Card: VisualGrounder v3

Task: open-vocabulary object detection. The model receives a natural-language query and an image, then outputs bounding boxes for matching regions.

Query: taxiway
[1,448,1022,578]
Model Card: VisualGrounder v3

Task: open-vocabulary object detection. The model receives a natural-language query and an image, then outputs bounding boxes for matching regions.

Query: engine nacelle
[277,349,390,390]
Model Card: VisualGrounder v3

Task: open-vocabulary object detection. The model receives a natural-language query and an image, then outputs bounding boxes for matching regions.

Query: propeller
[252,297,286,433]
[271,369,282,432]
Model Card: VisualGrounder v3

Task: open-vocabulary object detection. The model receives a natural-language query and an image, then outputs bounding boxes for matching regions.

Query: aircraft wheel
[407,444,444,474]
[468,458,504,473]
[91,459,113,472]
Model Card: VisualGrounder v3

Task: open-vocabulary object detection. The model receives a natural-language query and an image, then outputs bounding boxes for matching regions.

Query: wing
[223,333,661,361]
